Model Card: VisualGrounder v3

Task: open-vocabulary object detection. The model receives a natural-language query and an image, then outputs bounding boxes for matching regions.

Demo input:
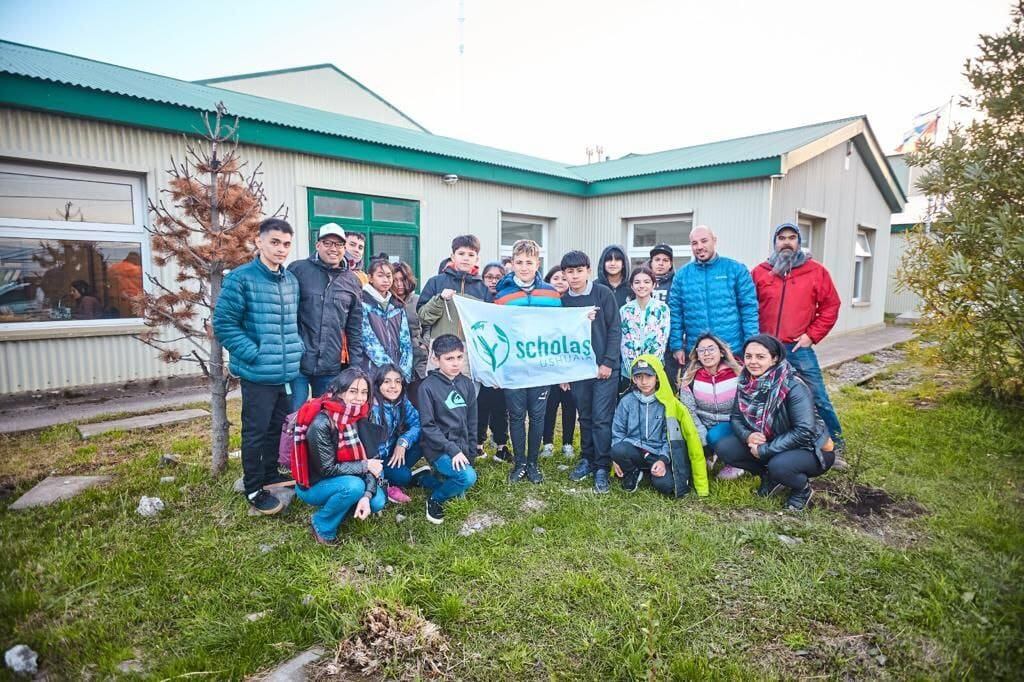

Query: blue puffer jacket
[370,396,422,460]
[667,254,759,355]
[212,258,304,384]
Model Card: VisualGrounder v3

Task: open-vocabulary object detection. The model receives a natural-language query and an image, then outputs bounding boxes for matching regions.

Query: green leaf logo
[470,320,511,371]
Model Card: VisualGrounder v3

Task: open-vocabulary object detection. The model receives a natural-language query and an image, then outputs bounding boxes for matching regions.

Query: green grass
[856,354,876,364]
[1,359,1022,680]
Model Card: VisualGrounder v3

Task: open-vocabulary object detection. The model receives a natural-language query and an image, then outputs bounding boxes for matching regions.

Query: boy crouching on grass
[493,238,561,484]
[416,334,479,524]
[611,355,709,497]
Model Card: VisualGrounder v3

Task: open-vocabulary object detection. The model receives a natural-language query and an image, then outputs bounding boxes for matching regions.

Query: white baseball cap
[317,223,346,242]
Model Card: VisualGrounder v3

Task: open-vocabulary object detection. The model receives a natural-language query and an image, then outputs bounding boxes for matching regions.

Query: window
[627,215,693,270]
[852,228,875,303]
[796,211,826,261]
[308,189,420,281]
[500,214,549,268]
[0,162,147,328]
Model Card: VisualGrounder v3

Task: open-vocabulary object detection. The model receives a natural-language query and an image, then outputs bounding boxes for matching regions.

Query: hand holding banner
[452,296,597,389]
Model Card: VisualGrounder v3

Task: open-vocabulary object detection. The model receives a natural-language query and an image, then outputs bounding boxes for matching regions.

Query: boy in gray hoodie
[610,358,673,495]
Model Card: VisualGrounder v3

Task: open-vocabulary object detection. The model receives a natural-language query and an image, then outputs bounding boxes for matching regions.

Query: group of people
[212,216,844,544]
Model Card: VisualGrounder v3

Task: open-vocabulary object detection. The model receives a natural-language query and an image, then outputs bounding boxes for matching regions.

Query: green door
[308,189,420,284]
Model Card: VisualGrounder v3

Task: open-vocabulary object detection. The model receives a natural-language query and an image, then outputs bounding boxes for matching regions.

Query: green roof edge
[195,63,431,134]
[0,73,788,198]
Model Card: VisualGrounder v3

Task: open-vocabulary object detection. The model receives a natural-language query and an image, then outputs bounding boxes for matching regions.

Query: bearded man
[751,222,845,455]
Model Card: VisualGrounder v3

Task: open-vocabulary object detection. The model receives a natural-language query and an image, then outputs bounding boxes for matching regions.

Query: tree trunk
[209,270,229,476]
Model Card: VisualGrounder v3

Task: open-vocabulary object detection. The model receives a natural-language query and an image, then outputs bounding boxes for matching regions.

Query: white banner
[452,296,597,389]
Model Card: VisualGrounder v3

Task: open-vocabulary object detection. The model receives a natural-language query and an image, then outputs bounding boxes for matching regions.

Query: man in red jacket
[751,223,845,453]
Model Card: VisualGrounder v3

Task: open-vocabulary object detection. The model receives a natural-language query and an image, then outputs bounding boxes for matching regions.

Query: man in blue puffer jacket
[669,225,759,363]
[213,218,305,515]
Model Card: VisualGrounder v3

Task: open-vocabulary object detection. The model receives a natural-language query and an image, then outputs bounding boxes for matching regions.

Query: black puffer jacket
[288,255,364,376]
[596,244,631,309]
[730,371,831,469]
[304,412,383,494]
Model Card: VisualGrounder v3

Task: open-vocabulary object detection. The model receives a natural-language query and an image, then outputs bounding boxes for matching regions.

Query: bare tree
[135,103,286,475]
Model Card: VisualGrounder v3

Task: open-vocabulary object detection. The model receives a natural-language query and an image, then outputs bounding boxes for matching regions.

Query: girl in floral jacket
[619,265,670,378]
[360,258,413,382]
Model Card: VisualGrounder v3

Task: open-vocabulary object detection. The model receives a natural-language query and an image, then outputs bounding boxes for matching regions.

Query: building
[0,40,905,395]
[886,153,926,316]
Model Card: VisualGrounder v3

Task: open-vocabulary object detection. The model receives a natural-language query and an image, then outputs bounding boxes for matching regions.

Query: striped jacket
[493,272,562,307]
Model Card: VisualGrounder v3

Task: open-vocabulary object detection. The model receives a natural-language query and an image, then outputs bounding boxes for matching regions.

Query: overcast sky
[0,0,1012,164]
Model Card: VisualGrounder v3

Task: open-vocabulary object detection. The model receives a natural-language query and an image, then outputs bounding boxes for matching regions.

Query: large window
[0,162,147,328]
[797,211,826,261]
[500,214,549,269]
[308,189,419,280]
[627,215,693,270]
[852,228,875,303]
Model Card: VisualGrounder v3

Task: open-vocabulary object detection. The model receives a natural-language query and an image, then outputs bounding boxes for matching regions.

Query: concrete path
[816,326,915,369]
[77,408,209,439]
[259,646,325,681]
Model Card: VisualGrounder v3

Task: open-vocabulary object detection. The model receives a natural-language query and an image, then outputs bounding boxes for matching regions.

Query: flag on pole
[896,106,942,153]
[452,296,598,389]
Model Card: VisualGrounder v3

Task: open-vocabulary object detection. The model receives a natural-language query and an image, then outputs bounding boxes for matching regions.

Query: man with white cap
[287,222,365,410]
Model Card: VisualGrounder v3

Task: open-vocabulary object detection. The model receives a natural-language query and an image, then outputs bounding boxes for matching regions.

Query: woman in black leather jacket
[294,367,386,544]
[716,334,834,511]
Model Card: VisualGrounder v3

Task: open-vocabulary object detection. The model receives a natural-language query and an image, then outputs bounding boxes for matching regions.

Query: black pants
[662,350,682,393]
[610,442,676,496]
[240,380,292,495]
[505,386,550,465]
[572,372,619,470]
[543,383,577,446]
[715,433,834,490]
[476,386,508,446]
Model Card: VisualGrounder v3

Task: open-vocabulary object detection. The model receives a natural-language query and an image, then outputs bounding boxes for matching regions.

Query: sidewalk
[1,325,916,435]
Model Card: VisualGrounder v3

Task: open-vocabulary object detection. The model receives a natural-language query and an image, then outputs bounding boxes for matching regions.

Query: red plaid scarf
[736,360,793,439]
[290,398,369,487]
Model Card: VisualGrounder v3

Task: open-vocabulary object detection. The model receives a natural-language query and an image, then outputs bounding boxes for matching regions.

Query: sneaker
[568,459,594,482]
[541,443,554,457]
[593,468,611,494]
[716,465,747,481]
[493,445,513,463]
[248,489,284,515]
[264,472,295,488]
[386,486,412,504]
[755,476,782,498]
[621,468,642,492]
[410,465,432,488]
[426,496,445,524]
[562,444,575,458]
[309,522,336,545]
[785,486,814,511]
[476,444,489,460]
[525,462,544,484]
[508,463,527,483]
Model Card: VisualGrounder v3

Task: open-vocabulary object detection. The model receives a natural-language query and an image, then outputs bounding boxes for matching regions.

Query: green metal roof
[194,63,431,134]
[0,40,903,208]
[572,116,862,181]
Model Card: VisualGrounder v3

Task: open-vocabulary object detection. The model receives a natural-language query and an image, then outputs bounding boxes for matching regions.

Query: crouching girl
[370,364,425,504]
[610,355,709,497]
[291,368,385,544]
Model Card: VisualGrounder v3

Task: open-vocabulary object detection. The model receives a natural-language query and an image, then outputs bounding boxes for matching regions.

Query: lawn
[1,357,1022,680]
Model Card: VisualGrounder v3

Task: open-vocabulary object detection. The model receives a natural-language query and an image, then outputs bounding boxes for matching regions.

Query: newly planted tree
[135,103,286,475]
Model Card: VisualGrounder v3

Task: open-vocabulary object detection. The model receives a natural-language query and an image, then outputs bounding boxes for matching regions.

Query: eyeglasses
[696,346,719,355]
[319,241,344,250]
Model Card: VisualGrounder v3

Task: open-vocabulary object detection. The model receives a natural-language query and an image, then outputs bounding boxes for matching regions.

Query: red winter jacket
[751,259,840,344]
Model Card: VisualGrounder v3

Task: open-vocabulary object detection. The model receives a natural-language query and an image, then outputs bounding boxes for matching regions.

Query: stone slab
[816,326,915,369]
[260,646,326,682]
[9,475,112,510]
[77,408,208,439]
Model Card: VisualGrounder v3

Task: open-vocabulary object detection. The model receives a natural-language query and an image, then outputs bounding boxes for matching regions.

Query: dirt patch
[310,603,451,681]
[330,564,368,588]
[520,497,546,513]
[814,479,927,520]
[458,511,505,536]
[760,622,891,680]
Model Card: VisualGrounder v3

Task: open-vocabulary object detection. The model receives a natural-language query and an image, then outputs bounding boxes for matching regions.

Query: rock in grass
[246,610,268,622]
[137,496,165,517]
[533,527,546,535]
[159,476,176,484]
[4,645,38,676]
[232,477,245,494]
[158,454,180,467]
[520,497,546,513]
[777,534,803,545]
[458,511,505,536]
[116,659,144,674]
[395,513,407,523]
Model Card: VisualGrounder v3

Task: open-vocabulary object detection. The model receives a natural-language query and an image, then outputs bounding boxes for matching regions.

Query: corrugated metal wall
[770,143,893,335]
[885,232,922,314]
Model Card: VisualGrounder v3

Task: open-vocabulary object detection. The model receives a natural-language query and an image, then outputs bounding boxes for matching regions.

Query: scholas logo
[514,335,593,364]
[470,321,511,371]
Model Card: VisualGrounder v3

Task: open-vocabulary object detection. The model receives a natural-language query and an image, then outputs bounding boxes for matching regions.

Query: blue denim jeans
[380,444,423,487]
[786,345,843,440]
[289,373,337,412]
[295,475,386,540]
[706,422,733,447]
[417,454,477,503]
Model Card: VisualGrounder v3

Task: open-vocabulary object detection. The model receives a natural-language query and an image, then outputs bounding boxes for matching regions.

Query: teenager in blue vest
[493,239,561,483]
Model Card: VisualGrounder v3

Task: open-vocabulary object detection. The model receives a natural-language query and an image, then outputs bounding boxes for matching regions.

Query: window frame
[626,214,694,270]
[499,213,550,265]
[852,226,875,304]
[0,161,150,336]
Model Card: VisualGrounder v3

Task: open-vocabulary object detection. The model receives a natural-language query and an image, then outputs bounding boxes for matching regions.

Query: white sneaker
[541,443,554,457]
[562,444,575,458]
